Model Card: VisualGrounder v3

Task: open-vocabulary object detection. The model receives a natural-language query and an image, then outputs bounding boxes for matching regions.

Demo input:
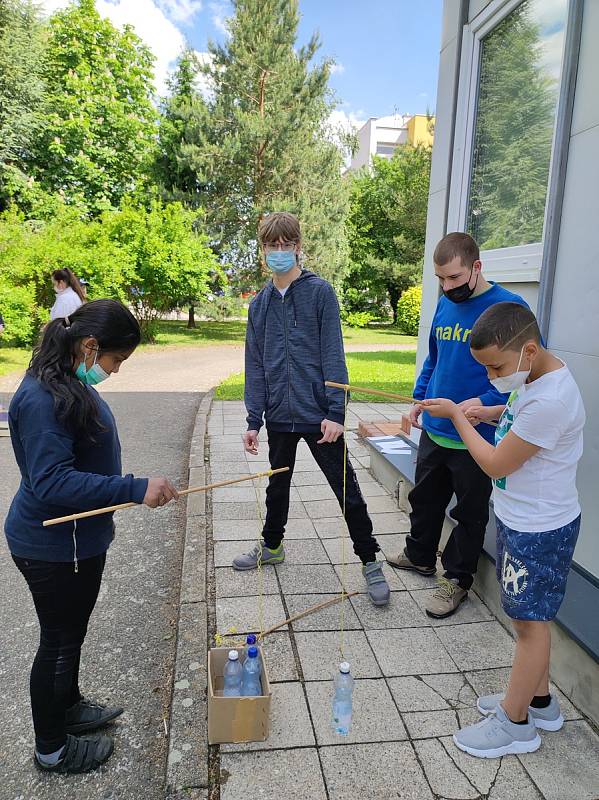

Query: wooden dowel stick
[42,467,290,527]
[325,381,415,404]
[257,591,359,639]
[325,381,499,427]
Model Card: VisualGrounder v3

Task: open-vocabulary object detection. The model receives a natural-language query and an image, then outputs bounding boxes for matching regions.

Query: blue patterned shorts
[495,515,581,621]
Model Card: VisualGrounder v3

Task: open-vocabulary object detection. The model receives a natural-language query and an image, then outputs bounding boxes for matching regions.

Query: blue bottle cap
[247,646,259,658]
[246,634,257,645]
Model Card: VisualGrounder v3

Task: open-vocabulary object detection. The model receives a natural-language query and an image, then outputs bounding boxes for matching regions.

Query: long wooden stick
[325,381,415,404]
[325,381,499,427]
[42,467,290,527]
[257,591,360,640]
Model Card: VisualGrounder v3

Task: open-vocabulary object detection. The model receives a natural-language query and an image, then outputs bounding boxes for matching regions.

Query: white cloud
[156,0,203,24]
[328,108,367,134]
[39,0,187,96]
[194,50,215,100]
[209,0,232,36]
[329,62,345,75]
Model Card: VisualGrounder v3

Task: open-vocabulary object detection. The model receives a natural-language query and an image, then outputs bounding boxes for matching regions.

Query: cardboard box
[207,646,272,744]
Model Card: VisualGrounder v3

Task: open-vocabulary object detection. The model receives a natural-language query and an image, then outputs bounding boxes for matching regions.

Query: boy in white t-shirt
[420,301,585,759]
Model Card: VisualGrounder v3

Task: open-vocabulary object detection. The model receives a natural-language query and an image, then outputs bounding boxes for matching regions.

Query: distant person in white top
[50,268,85,321]
[421,302,585,759]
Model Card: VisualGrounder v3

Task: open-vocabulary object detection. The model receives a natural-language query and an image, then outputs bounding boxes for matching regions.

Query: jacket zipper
[72,519,79,573]
[282,294,295,432]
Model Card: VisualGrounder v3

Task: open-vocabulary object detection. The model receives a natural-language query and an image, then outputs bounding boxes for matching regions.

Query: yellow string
[252,467,272,640]
[339,386,349,661]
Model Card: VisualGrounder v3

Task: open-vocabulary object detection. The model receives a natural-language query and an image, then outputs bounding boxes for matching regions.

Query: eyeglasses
[264,242,297,253]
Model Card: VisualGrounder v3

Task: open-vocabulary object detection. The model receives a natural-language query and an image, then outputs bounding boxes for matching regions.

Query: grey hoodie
[245,270,349,433]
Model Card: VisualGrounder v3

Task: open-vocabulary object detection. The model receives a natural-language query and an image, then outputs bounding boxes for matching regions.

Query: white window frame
[447,0,569,283]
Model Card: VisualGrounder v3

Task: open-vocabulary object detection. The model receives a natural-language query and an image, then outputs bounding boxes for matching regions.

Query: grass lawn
[0,347,31,378]
[142,319,417,349]
[216,349,417,402]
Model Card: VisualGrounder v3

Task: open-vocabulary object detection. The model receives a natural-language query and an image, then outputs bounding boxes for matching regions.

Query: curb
[165,388,214,799]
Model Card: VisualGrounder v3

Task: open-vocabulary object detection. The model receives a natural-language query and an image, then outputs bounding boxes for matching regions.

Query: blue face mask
[265,251,296,273]
[76,348,110,386]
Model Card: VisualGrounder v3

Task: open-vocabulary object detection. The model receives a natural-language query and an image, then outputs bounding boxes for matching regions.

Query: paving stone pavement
[208,400,599,800]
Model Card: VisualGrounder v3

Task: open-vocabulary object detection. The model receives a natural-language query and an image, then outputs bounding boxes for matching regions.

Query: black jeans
[262,430,380,564]
[12,552,106,753]
[405,431,492,590]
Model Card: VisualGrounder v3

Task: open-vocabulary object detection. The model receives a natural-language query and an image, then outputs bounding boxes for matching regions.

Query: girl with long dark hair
[50,267,86,320]
[5,299,178,774]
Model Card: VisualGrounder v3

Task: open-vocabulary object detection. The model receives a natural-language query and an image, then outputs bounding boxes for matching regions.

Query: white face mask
[489,346,531,394]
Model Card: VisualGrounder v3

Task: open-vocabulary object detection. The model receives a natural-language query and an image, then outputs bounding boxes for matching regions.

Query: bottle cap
[339,661,350,673]
[228,650,239,661]
[247,634,257,645]
[247,646,258,658]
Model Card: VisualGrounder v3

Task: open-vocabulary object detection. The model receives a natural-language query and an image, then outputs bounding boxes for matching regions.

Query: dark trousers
[405,431,492,590]
[262,430,380,564]
[13,552,106,753]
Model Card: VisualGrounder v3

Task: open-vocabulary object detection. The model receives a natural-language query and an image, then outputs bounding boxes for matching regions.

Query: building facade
[419,0,598,720]
[349,113,434,172]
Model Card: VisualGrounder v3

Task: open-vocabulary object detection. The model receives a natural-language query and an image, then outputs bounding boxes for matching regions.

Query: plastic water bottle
[241,646,262,696]
[223,650,243,696]
[331,662,354,735]
[244,634,257,659]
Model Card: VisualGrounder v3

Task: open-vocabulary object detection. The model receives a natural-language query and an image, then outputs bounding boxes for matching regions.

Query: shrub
[342,310,376,329]
[396,285,422,335]
[0,283,44,347]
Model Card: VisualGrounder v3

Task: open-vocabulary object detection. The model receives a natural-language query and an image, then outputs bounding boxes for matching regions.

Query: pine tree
[188,0,349,285]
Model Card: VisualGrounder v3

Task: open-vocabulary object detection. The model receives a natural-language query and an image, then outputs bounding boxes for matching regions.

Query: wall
[407,115,435,147]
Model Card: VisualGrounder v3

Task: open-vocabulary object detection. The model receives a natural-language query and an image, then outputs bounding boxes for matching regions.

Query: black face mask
[443,266,478,303]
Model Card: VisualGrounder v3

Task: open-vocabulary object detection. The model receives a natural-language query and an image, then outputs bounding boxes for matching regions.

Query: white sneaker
[477,692,564,731]
[453,703,541,759]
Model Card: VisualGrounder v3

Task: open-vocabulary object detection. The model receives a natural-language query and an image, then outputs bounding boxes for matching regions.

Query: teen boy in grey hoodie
[232,212,390,606]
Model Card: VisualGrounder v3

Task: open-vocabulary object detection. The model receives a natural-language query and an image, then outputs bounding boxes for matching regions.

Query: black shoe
[34,733,113,774]
[65,698,124,735]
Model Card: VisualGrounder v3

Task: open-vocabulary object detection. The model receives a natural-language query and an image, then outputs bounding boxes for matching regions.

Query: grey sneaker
[362,561,390,606]
[453,703,541,758]
[232,541,285,571]
[386,548,436,576]
[425,577,467,618]
[477,693,564,731]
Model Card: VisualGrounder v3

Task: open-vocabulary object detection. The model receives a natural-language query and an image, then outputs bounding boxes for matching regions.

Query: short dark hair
[433,232,480,267]
[258,212,301,245]
[471,302,541,352]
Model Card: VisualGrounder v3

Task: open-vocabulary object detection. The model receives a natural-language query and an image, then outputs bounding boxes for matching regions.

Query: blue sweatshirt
[413,283,529,444]
[5,374,148,563]
[245,270,349,433]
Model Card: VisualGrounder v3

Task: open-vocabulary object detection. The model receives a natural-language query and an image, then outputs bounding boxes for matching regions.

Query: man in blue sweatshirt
[232,212,390,606]
[387,232,529,618]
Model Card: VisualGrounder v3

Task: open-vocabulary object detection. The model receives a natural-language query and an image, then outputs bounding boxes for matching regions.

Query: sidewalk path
[206,400,599,800]
[0,389,200,799]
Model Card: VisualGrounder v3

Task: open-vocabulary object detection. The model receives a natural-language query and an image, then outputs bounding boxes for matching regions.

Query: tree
[184,0,350,285]
[345,144,431,322]
[154,49,210,211]
[103,199,220,341]
[30,0,157,214]
[467,2,559,249]
[0,0,45,210]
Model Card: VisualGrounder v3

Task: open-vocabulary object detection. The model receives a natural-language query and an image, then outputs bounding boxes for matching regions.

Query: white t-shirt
[493,364,585,532]
[50,286,83,321]
[277,285,289,298]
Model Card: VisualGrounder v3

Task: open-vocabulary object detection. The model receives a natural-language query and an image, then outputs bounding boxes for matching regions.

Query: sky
[40,0,443,134]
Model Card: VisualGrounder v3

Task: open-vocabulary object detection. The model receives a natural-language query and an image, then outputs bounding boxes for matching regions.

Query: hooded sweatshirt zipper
[281,291,295,431]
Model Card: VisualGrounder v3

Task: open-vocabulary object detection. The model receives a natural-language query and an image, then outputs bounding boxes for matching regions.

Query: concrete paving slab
[333,562,405,593]
[410,587,494,626]
[350,590,428,630]
[403,709,458,739]
[370,511,411,534]
[297,484,337,501]
[284,593,362,632]
[215,538,328,567]
[221,682,315,752]
[276,563,341,594]
[220,749,327,800]
[215,566,280,597]
[306,678,407,745]
[388,674,476,712]
[366,628,459,676]
[321,536,362,564]
[213,519,263,540]
[221,632,299,683]
[319,742,434,800]
[295,630,382,680]
[313,517,349,538]
[216,595,287,636]
[435,622,515,671]
[304,498,344,519]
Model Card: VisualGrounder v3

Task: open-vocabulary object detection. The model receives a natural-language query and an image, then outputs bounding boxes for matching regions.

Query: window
[376,143,397,156]
[449,0,569,280]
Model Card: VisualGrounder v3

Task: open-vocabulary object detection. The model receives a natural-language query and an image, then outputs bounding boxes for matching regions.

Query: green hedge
[396,285,422,336]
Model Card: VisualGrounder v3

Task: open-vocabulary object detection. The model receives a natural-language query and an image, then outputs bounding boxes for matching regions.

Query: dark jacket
[244,270,349,433]
[5,374,148,562]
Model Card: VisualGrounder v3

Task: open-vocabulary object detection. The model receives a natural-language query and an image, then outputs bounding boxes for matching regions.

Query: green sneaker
[232,541,285,571]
